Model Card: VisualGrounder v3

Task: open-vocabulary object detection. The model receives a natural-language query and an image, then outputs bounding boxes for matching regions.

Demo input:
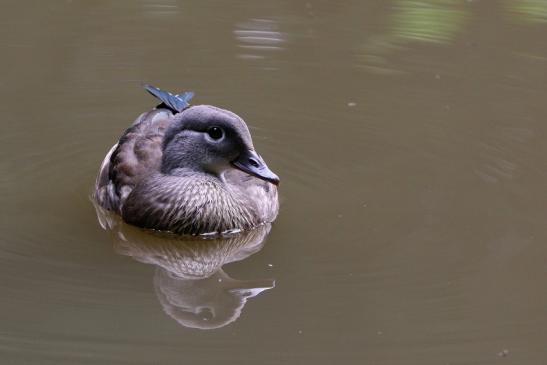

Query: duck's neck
[122,171,256,235]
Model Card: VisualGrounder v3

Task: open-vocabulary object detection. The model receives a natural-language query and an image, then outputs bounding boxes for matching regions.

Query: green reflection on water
[391,0,468,44]
[508,0,547,23]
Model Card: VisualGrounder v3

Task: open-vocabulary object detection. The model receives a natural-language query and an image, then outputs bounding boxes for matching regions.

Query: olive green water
[1,1,547,364]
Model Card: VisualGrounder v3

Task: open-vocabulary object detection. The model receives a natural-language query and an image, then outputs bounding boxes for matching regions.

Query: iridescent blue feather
[144,84,194,113]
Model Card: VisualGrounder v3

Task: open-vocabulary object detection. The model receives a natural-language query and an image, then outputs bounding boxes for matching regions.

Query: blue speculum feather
[176,91,195,104]
[143,84,195,113]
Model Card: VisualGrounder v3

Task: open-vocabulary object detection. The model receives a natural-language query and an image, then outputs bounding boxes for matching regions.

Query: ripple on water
[139,0,180,17]
[474,125,538,184]
[234,18,286,69]
[250,121,342,194]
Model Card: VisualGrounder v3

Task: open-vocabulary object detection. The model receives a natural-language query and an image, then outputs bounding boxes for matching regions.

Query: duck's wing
[144,84,194,113]
[94,109,174,212]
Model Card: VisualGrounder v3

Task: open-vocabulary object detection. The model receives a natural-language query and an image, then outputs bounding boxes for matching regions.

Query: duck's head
[161,105,279,185]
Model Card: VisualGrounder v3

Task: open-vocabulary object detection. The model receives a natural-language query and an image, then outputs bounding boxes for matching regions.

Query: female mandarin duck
[94,85,279,235]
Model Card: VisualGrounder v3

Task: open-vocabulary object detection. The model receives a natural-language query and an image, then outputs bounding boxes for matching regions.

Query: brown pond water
[1,1,547,364]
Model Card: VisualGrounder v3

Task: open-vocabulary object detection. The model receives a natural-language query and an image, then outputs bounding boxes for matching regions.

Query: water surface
[1,1,547,364]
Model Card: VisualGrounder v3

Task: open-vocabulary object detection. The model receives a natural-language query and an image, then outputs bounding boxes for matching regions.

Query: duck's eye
[207,126,224,141]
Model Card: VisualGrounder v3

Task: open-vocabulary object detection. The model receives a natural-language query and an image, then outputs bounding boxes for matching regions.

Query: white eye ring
[206,126,224,141]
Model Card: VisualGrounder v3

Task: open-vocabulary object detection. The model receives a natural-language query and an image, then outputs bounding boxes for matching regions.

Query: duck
[94,84,279,235]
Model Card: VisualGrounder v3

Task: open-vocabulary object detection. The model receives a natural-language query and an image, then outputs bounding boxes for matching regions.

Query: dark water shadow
[93,202,275,330]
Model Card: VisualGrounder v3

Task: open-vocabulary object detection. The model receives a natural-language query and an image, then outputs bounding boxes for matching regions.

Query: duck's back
[94,109,174,212]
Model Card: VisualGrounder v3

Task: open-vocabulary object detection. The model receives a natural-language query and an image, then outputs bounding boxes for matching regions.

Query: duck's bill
[232,150,280,185]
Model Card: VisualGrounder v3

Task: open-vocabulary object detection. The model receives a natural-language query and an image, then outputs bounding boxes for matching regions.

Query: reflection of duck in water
[94,204,275,330]
[154,269,273,330]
